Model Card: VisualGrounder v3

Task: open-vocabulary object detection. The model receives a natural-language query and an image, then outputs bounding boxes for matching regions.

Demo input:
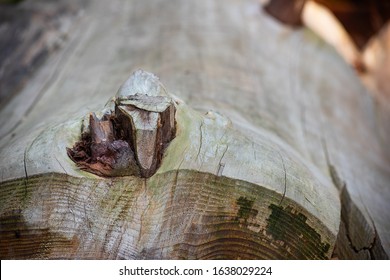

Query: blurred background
[1,0,390,108]
[262,0,390,109]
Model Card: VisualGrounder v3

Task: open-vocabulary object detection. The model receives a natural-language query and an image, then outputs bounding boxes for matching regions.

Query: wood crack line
[196,121,204,162]
[23,147,29,198]
[217,145,228,176]
[137,179,149,246]
[322,137,379,256]
[278,151,287,206]
[23,129,45,201]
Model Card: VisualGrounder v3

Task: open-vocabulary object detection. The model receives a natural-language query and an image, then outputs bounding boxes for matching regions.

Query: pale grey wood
[0,0,389,259]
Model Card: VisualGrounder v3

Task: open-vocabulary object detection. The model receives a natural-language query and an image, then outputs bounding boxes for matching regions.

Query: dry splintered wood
[67,70,176,178]
[0,0,389,260]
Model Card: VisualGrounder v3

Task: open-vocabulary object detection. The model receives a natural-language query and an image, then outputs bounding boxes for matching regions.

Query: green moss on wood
[266,204,330,259]
[235,196,258,223]
[0,172,335,259]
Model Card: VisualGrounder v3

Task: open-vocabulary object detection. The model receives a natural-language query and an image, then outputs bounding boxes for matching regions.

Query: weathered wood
[0,0,389,259]
[114,93,176,177]
[0,0,87,109]
[0,69,340,259]
[67,70,176,178]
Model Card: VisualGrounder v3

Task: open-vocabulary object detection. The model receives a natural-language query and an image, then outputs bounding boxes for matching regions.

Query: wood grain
[0,171,335,259]
[0,0,389,259]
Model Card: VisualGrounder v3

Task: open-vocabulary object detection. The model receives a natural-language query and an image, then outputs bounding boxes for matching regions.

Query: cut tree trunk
[0,0,389,259]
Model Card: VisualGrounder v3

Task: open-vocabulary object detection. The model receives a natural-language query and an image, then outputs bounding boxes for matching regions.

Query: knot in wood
[116,69,167,99]
[67,70,176,178]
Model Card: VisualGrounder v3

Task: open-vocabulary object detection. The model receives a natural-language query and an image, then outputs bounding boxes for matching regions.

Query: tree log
[0,0,389,259]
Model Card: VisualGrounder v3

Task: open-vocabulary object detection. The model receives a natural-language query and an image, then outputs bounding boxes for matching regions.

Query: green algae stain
[266,204,330,259]
[235,196,258,224]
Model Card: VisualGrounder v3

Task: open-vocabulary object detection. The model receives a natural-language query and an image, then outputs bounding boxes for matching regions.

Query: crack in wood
[22,129,44,203]
[23,146,28,200]
[196,121,204,163]
[137,178,149,246]
[217,145,228,177]
[277,151,287,206]
[55,154,68,175]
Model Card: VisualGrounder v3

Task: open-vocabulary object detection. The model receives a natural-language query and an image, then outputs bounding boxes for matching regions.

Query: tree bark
[0,0,389,259]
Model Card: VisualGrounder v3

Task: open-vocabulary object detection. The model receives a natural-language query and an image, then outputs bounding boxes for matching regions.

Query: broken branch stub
[67,70,176,178]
